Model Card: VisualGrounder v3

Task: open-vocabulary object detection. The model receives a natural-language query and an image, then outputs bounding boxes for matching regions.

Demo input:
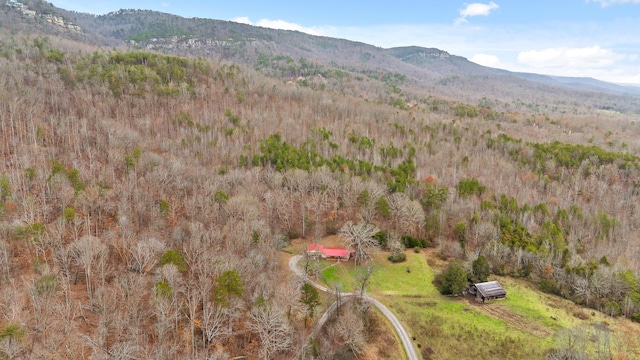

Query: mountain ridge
[4,1,639,102]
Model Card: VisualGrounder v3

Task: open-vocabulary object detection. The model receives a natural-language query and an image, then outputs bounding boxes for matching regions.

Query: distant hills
[3,0,640,110]
[497,71,640,97]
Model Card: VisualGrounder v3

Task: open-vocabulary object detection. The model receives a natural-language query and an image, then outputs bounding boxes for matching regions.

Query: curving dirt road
[289,255,420,360]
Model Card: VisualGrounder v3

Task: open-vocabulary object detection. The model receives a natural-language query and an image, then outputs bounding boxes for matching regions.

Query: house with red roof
[306,243,353,261]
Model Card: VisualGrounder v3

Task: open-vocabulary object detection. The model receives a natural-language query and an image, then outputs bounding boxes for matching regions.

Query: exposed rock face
[127,36,265,53]
[401,49,450,61]
[4,0,82,33]
[419,49,450,59]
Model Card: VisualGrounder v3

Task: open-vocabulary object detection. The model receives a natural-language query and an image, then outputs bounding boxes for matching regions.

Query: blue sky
[49,0,640,84]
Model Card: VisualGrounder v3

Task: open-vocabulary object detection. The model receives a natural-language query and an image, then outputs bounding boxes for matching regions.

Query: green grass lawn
[316,250,589,359]
[318,261,357,291]
[365,252,550,358]
[494,277,571,330]
[368,251,436,297]
[312,248,640,359]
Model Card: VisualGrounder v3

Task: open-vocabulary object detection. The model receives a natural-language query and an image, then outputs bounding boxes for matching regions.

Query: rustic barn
[468,281,506,302]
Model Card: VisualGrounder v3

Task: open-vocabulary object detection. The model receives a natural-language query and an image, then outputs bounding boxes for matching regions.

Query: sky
[48,0,640,85]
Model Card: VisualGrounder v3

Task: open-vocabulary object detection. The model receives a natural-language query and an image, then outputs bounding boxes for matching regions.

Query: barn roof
[474,281,506,298]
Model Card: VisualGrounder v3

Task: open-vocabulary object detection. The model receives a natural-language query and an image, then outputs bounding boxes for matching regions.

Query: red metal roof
[307,244,324,251]
[307,244,351,258]
[321,248,351,258]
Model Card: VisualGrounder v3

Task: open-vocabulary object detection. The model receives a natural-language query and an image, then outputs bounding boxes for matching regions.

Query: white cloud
[589,0,640,7]
[460,1,500,16]
[470,53,502,67]
[161,2,170,7]
[230,16,252,25]
[229,17,321,35]
[456,2,499,24]
[255,19,321,35]
[518,46,629,69]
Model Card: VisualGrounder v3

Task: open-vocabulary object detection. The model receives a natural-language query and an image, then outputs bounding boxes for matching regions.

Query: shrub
[158,200,170,217]
[0,323,25,342]
[456,178,486,197]
[388,253,407,263]
[155,280,173,298]
[213,190,229,205]
[374,231,388,248]
[573,310,590,320]
[325,220,338,235]
[0,174,11,202]
[214,270,244,306]
[538,279,560,295]
[471,255,491,283]
[375,196,391,219]
[437,262,469,295]
[604,301,621,317]
[286,228,300,240]
[402,235,427,249]
[159,249,187,272]
[34,274,57,295]
[453,222,467,249]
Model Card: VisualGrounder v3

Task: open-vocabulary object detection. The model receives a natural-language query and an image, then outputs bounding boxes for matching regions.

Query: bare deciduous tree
[275,279,305,322]
[548,325,589,360]
[359,181,387,223]
[70,235,108,305]
[0,240,11,284]
[127,237,165,273]
[333,307,366,358]
[388,232,405,259]
[386,193,425,237]
[339,221,380,266]
[247,304,294,360]
[152,279,178,360]
[573,277,592,307]
[29,267,58,342]
[202,302,229,346]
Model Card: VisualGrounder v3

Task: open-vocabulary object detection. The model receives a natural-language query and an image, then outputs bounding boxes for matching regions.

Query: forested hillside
[5,1,640,105]
[2,3,640,359]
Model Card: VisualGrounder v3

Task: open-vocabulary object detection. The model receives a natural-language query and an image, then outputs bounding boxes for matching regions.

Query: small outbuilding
[468,281,506,302]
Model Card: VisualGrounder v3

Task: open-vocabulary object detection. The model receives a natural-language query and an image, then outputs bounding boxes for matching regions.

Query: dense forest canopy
[2,3,640,358]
